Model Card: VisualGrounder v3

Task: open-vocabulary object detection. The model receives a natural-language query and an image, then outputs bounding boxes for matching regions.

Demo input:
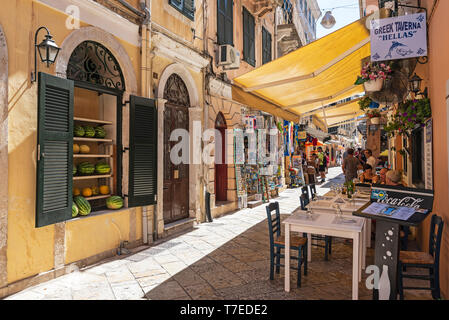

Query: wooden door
[215,113,228,202]
[163,104,190,223]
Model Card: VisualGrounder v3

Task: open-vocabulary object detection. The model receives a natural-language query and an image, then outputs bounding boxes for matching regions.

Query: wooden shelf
[73,174,113,180]
[74,117,113,125]
[84,194,111,201]
[74,137,113,143]
[74,154,112,158]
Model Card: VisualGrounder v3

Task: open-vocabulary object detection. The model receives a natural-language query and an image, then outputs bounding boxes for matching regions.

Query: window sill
[164,2,195,26]
[70,207,132,222]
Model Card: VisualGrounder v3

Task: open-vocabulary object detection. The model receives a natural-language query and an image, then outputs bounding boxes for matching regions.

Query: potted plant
[384,98,432,137]
[366,109,382,124]
[355,62,392,92]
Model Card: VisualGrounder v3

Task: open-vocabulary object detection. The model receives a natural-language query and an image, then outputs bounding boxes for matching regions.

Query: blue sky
[315,0,361,39]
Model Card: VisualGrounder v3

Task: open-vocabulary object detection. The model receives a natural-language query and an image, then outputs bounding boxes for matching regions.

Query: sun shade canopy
[233,17,371,122]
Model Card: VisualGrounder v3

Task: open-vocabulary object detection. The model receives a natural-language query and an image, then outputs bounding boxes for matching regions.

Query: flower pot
[364,78,384,92]
[370,117,381,125]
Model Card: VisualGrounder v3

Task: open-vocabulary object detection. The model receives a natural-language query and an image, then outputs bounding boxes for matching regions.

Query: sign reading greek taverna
[370,13,427,62]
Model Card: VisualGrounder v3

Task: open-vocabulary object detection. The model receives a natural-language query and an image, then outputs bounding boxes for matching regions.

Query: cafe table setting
[283,207,367,300]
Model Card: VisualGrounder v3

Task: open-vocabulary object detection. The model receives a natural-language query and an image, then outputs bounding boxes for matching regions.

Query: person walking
[342,148,362,183]
[317,147,327,183]
[364,149,377,170]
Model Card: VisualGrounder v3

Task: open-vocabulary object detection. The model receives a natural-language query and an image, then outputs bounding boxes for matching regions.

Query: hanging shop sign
[298,131,307,141]
[370,13,427,62]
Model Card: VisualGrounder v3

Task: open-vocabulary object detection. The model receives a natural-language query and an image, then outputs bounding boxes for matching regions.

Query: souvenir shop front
[283,121,307,189]
[233,110,286,208]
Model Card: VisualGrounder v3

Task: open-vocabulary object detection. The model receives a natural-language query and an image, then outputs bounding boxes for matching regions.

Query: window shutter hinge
[154,194,157,202]
[123,100,130,107]
[122,147,130,153]
[37,144,40,161]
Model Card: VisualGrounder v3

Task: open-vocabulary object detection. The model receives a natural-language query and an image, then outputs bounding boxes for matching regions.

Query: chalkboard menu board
[370,184,434,211]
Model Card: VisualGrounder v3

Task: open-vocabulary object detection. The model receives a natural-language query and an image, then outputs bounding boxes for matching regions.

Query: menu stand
[353,184,434,300]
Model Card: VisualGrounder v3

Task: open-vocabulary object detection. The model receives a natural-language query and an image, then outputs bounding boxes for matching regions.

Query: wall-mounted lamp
[31,27,61,83]
[409,73,422,94]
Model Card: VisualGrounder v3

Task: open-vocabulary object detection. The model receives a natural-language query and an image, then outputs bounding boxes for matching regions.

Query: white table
[283,212,366,300]
[308,193,372,249]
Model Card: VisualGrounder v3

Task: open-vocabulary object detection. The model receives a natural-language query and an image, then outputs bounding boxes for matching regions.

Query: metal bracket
[122,147,130,153]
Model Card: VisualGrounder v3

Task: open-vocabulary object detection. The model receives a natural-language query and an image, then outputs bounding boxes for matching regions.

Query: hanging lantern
[321,11,336,29]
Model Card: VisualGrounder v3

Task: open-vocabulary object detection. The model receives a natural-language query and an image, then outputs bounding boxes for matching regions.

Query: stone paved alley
[5,168,432,300]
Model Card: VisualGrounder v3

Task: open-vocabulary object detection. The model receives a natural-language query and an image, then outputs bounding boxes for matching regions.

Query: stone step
[247,200,263,209]
[163,217,196,238]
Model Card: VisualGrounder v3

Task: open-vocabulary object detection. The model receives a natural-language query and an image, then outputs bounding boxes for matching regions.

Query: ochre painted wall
[418,0,449,299]
[3,1,143,284]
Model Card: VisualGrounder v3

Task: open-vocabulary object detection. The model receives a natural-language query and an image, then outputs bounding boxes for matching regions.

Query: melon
[95,126,107,139]
[73,187,81,196]
[91,186,99,196]
[84,126,95,138]
[99,185,110,195]
[74,196,91,216]
[106,196,124,210]
[72,203,79,218]
[73,144,80,154]
[74,125,85,137]
[82,187,93,197]
[73,166,77,176]
[95,162,111,174]
[80,145,90,154]
[78,162,95,175]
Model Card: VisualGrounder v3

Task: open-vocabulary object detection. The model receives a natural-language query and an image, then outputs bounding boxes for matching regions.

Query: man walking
[317,147,327,183]
[342,148,361,183]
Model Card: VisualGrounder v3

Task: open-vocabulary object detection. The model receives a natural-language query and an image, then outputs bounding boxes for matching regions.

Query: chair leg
[328,237,332,255]
[303,245,308,276]
[297,248,302,288]
[324,236,329,261]
[275,247,281,274]
[269,250,274,280]
[432,267,441,300]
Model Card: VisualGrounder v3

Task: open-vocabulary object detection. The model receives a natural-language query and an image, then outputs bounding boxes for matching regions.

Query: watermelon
[95,162,111,174]
[84,126,96,138]
[78,162,95,175]
[72,203,79,218]
[73,165,77,176]
[74,196,91,216]
[95,126,107,139]
[74,125,85,137]
[106,196,124,210]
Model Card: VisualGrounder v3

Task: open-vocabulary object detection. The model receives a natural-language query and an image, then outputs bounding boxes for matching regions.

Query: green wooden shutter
[243,7,255,66]
[262,27,272,65]
[128,95,157,207]
[169,0,183,11]
[36,72,74,228]
[184,0,195,20]
[217,0,233,45]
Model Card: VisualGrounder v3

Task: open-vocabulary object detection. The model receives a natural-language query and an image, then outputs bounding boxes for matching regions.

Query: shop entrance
[163,74,190,224]
[215,112,227,202]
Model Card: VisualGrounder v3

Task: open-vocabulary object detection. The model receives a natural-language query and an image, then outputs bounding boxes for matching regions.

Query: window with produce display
[35,41,157,228]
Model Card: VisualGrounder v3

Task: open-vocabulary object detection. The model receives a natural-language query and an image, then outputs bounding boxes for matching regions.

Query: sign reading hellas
[370,13,427,62]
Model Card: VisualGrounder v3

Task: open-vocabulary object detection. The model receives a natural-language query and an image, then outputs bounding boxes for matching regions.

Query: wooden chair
[266,202,308,287]
[299,194,332,261]
[398,214,444,300]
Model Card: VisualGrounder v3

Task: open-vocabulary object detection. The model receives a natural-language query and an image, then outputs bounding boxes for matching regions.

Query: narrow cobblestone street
[5,168,432,300]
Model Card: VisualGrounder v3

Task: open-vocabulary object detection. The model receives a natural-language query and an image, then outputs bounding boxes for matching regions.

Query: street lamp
[31,27,61,83]
[320,11,336,29]
[409,73,423,95]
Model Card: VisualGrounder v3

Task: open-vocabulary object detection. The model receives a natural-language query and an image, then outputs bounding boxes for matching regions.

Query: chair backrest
[309,184,317,199]
[300,194,310,211]
[428,214,444,264]
[266,202,281,247]
[301,186,310,200]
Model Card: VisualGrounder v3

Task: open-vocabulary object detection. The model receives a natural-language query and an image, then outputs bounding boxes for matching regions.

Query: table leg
[285,223,290,293]
[359,230,363,282]
[361,219,369,270]
[352,233,360,300]
[307,233,312,262]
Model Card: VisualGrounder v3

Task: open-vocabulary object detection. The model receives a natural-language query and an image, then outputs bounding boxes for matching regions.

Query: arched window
[163,74,190,107]
[67,41,125,91]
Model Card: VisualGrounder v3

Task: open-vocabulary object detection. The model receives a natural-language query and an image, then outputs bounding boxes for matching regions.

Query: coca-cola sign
[370,184,434,211]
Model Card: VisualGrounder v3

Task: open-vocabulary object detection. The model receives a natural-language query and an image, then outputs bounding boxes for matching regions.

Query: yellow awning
[315,101,365,126]
[233,17,371,117]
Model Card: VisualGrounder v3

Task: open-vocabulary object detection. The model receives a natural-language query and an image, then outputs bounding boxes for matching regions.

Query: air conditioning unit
[218,45,240,70]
